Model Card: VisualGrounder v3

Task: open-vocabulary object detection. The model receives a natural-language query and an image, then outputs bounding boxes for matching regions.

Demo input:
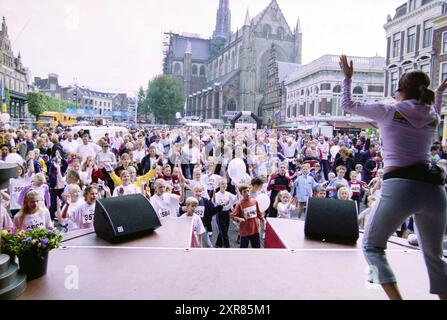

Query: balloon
[256,194,270,212]
[227,158,246,181]
[0,113,10,123]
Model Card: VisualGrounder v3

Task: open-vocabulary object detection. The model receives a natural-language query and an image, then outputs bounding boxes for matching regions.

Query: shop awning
[328,121,378,129]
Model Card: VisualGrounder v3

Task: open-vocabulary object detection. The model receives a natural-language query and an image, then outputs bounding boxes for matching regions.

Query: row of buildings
[34,73,137,120]
[168,0,447,134]
[0,17,136,123]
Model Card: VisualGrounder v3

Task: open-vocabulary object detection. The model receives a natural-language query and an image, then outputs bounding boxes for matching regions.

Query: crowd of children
[2,124,438,249]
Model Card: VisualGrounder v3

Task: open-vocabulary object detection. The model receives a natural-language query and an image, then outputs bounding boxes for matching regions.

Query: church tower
[213,0,231,39]
[210,0,231,56]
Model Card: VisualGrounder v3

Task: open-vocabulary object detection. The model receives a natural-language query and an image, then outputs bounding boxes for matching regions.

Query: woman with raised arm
[340,55,447,300]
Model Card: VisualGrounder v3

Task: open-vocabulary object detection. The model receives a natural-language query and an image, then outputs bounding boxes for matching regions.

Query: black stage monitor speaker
[304,198,359,244]
[94,194,161,243]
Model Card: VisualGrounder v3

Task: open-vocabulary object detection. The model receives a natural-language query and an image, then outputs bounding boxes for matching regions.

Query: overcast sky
[1,0,404,96]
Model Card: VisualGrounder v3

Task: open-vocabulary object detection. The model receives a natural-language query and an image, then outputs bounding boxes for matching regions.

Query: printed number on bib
[28,222,44,230]
[243,205,257,219]
[196,206,205,218]
[83,213,94,224]
[160,209,170,218]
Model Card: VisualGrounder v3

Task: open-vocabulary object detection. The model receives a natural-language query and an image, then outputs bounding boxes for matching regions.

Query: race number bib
[195,206,205,218]
[350,184,361,193]
[207,178,215,190]
[82,211,94,224]
[243,205,257,220]
[14,186,24,194]
[27,222,44,231]
[160,208,171,218]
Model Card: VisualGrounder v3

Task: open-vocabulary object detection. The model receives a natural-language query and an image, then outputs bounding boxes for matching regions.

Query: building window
[263,24,272,38]
[391,71,399,95]
[393,33,401,58]
[320,83,331,90]
[173,63,182,75]
[277,27,284,40]
[409,0,416,11]
[353,86,363,95]
[422,20,432,49]
[443,32,447,54]
[192,64,198,76]
[367,85,384,93]
[200,65,206,76]
[333,85,341,93]
[226,99,237,112]
[420,63,430,77]
[407,26,416,53]
[440,63,447,82]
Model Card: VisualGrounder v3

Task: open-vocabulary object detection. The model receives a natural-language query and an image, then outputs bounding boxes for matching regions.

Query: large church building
[162,0,302,125]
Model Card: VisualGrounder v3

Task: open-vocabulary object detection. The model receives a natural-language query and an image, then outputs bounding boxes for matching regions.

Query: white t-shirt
[214,191,237,211]
[111,136,124,150]
[181,213,206,247]
[150,193,180,220]
[71,202,96,230]
[132,149,146,164]
[60,198,85,231]
[97,151,116,166]
[280,141,299,158]
[201,174,221,192]
[277,202,296,219]
[76,143,98,161]
[181,146,200,164]
[61,140,79,154]
[9,177,30,210]
[112,184,141,197]
[14,208,53,230]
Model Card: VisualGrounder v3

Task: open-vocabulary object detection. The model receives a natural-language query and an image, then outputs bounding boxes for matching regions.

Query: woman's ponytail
[398,70,435,106]
[418,85,435,106]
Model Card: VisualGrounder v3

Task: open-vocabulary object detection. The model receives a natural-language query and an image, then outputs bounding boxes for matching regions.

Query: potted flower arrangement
[1,228,62,280]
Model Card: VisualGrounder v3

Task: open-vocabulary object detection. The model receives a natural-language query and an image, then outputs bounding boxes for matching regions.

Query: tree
[137,86,149,122]
[27,92,47,119]
[27,92,76,119]
[146,75,183,124]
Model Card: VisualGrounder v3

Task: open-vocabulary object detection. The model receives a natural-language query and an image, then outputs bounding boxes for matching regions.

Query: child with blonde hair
[337,186,352,201]
[14,190,53,230]
[180,197,206,248]
[57,184,85,232]
[273,190,296,219]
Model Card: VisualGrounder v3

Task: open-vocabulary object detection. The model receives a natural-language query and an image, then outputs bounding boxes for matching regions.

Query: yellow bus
[37,111,78,128]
